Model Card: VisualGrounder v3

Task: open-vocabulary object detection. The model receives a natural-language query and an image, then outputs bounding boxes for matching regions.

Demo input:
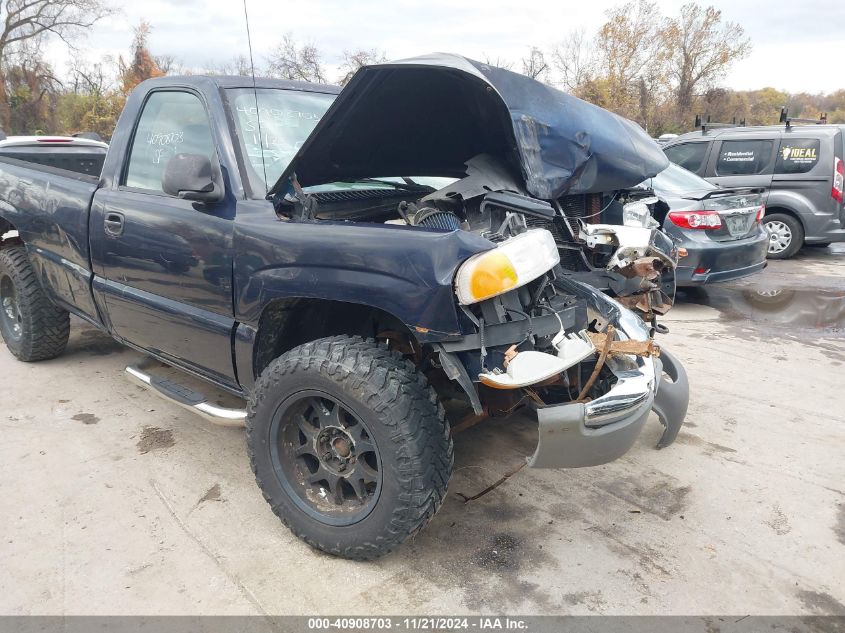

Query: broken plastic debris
[552,329,596,366]
[479,329,596,390]
[479,350,574,389]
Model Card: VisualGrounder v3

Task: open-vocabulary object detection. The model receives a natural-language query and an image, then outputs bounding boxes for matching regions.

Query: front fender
[232,206,495,342]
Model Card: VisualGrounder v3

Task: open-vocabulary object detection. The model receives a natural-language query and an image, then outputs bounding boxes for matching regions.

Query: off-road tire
[247,335,452,560]
[763,213,804,259]
[0,246,69,361]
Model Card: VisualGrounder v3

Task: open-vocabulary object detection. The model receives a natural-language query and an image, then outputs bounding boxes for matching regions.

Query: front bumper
[527,293,689,468]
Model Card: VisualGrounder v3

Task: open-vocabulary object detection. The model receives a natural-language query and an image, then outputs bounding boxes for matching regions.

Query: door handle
[104,212,125,237]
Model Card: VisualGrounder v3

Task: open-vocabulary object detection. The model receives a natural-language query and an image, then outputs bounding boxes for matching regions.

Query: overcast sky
[44,0,844,94]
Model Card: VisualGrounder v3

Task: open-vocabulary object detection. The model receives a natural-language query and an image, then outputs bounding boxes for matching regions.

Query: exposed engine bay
[283,154,679,326]
[277,154,684,439]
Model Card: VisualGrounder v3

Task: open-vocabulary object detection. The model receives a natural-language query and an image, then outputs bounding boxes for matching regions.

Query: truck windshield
[226,87,335,196]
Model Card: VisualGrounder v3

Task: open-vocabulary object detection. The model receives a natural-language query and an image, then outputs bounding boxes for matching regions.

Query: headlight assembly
[454,229,559,305]
[622,199,660,229]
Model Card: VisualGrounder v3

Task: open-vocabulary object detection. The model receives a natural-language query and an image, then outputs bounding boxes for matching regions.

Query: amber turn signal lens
[469,252,518,301]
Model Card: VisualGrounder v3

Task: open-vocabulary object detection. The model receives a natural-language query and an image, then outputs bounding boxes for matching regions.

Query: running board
[125,358,246,427]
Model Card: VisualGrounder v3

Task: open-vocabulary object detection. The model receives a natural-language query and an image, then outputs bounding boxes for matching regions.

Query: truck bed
[0,156,102,324]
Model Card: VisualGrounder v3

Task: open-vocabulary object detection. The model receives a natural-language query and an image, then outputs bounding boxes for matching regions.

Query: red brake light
[36,138,71,143]
[667,210,722,230]
[755,204,766,222]
[833,157,844,204]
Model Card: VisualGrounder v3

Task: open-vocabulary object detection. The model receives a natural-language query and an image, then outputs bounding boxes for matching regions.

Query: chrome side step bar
[125,357,246,427]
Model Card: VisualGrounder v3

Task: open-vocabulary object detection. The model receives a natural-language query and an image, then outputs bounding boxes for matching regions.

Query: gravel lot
[1,246,844,616]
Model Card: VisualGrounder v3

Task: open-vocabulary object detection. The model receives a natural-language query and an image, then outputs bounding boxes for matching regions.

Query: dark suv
[662,124,845,258]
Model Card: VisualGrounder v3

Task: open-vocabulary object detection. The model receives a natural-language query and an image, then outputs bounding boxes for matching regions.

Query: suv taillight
[755,204,765,223]
[833,157,844,204]
[667,210,722,229]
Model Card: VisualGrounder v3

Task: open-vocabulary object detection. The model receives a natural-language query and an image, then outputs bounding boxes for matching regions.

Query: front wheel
[763,213,804,259]
[0,246,69,361]
[247,335,452,559]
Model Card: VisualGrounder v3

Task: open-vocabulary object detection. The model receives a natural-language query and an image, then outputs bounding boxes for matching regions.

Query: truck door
[90,89,238,388]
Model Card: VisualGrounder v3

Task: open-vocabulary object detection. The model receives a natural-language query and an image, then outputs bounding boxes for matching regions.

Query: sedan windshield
[226,87,336,196]
[647,162,717,194]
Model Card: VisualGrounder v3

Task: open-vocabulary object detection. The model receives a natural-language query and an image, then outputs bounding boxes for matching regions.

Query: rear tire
[0,246,69,361]
[763,213,803,259]
[247,335,452,560]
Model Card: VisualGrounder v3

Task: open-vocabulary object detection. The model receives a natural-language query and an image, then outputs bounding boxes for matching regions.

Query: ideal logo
[782,146,817,161]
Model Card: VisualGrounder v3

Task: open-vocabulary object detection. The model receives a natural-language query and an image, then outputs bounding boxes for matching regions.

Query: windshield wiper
[338,178,434,192]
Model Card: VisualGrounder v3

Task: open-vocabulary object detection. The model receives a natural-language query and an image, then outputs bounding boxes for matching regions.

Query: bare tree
[69,57,114,94]
[481,54,513,71]
[337,48,386,86]
[266,33,327,83]
[550,29,596,93]
[520,47,549,81]
[203,54,254,77]
[665,4,751,119]
[0,0,112,61]
[153,54,184,75]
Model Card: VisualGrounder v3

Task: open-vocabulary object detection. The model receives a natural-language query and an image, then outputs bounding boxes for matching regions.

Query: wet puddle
[677,286,845,337]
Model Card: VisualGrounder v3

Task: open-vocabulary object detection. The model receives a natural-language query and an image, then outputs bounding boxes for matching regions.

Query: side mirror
[162,153,224,203]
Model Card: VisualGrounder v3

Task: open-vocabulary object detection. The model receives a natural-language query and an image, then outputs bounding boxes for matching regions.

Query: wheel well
[253,298,419,378]
[764,206,805,231]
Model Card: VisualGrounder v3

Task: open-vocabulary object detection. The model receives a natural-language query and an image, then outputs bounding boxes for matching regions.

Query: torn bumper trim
[527,358,656,469]
[652,348,689,449]
[526,290,689,468]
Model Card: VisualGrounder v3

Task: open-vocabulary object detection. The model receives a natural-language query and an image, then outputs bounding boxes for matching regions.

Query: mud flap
[652,348,689,449]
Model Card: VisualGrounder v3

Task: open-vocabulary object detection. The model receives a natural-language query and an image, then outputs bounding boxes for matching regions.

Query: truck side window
[664,142,708,173]
[775,138,821,174]
[124,91,215,193]
[715,140,774,176]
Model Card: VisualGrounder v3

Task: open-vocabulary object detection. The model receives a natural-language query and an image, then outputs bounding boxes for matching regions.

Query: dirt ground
[1,246,844,616]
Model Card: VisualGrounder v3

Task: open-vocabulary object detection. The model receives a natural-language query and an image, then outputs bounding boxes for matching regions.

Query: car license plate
[726,215,749,237]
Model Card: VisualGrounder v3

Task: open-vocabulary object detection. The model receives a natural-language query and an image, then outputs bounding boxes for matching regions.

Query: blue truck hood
[270,53,668,201]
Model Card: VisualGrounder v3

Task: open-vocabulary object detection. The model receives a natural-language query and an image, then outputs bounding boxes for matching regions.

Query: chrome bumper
[528,290,688,468]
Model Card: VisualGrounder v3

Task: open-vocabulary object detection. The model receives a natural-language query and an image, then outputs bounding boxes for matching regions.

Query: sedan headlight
[622,199,660,228]
[455,229,560,305]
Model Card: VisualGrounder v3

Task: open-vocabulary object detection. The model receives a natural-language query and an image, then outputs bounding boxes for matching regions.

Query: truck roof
[138,74,342,95]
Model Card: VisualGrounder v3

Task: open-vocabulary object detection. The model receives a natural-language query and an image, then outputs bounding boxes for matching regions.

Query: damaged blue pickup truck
[0,54,688,559]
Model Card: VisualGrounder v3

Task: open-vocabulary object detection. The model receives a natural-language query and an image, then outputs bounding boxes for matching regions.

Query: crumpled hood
[271,53,668,201]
